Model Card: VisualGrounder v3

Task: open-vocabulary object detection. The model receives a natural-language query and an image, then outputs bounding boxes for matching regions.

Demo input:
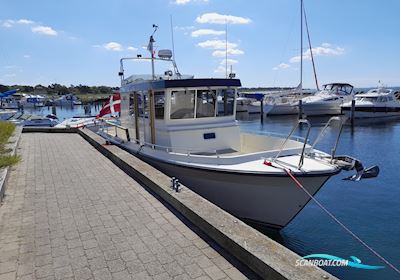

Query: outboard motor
[332,155,380,181]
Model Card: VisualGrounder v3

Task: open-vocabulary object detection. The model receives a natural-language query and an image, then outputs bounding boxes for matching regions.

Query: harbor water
[24,106,400,280]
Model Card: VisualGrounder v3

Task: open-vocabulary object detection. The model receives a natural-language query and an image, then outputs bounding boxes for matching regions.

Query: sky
[1,0,400,89]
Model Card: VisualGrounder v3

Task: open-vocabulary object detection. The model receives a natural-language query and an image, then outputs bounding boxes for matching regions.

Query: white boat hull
[264,104,299,115]
[112,142,335,229]
[302,102,343,116]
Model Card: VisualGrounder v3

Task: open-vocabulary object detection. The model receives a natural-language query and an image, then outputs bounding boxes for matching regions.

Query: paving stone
[0,134,250,280]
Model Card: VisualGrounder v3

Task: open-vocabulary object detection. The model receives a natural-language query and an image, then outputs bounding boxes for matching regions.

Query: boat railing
[309,116,345,162]
[101,121,131,142]
[240,128,307,143]
[272,119,312,169]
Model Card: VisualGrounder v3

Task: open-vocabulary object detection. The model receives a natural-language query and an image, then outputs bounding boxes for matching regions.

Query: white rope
[284,168,400,275]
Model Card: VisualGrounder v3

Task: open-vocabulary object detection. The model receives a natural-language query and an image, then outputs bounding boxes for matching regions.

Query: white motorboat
[0,110,17,120]
[96,28,375,229]
[262,88,314,116]
[0,93,46,109]
[341,87,400,118]
[302,83,354,116]
[53,94,81,106]
[56,116,97,128]
[235,95,261,114]
[10,115,59,127]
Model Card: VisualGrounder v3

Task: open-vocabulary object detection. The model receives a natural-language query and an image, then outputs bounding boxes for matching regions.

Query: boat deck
[0,133,255,279]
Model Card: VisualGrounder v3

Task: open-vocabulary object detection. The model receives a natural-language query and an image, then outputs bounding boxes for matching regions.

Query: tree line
[0,84,119,95]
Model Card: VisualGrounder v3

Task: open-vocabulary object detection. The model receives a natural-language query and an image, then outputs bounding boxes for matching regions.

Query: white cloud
[290,44,345,63]
[1,19,34,28]
[1,20,14,28]
[197,40,237,50]
[103,42,123,51]
[196,13,251,25]
[174,0,208,5]
[127,46,138,51]
[212,48,244,57]
[17,19,34,25]
[273,63,290,70]
[220,58,238,65]
[191,29,225,37]
[23,55,31,58]
[322,42,331,48]
[31,25,58,36]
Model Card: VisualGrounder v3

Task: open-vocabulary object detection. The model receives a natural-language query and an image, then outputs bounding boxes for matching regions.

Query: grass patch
[0,155,20,169]
[0,122,19,168]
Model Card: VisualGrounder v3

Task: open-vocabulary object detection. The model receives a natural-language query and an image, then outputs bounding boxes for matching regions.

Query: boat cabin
[321,83,354,95]
[120,78,242,153]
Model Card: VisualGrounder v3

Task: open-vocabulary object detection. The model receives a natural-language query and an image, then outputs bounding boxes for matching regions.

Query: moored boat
[342,87,400,118]
[96,27,376,229]
[302,83,354,116]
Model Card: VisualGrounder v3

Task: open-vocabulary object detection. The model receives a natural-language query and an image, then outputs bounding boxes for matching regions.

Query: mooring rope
[283,168,400,275]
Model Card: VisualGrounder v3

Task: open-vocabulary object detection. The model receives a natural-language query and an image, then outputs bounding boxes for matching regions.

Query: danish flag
[96,93,121,118]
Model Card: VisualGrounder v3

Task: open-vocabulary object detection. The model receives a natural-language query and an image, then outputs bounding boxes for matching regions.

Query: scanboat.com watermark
[296,254,385,270]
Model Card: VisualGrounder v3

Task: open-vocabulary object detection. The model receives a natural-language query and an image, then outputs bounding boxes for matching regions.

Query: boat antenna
[225,21,228,79]
[149,24,158,80]
[300,0,303,97]
[303,1,319,90]
[170,15,181,78]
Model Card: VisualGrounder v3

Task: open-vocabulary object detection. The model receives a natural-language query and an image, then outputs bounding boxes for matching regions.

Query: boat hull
[136,152,331,229]
[302,102,343,116]
[342,106,400,118]
[264,104,299,115]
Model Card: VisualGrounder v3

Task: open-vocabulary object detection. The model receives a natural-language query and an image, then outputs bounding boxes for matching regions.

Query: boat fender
[263,159,273,166]
[171,177,181,192]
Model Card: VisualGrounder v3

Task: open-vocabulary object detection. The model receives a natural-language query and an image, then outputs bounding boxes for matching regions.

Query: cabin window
[154,91,165,119]
[217,89,235,117]
[196,90,216,118]
[170,90,195,119]
[129,93,135,116]
[142,93,149,117]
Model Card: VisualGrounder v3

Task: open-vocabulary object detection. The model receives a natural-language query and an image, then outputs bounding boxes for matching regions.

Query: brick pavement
[0,133,254,280]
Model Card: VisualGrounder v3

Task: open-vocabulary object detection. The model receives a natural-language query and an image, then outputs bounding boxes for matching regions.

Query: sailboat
[263,0,319,116]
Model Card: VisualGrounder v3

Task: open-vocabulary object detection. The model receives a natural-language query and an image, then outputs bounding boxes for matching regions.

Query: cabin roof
[322,83,353,87]
[121,78,241,92]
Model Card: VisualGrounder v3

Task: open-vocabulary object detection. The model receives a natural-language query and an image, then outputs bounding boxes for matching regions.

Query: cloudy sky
[1,0,400,88]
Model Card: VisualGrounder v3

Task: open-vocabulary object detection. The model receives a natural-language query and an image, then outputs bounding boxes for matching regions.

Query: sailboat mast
[225,22,228,79]
[300,0,303,94]
[303,3,319,90]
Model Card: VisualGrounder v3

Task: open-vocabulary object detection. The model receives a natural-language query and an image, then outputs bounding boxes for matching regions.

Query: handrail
[309,116,345,162]
[100,120,312,163]
[272,119,311,169]
[240,128,307,143]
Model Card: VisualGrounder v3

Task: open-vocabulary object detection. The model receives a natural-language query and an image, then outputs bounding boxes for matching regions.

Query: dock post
[260,98,264,124]
[350,99,355,127]
[298,99,303,119]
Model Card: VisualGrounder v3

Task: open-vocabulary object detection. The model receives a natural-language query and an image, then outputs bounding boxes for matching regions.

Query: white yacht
[263,89,314,116]
[302,83,354,116]
[54,94,81,106]
[96,28,375,229]
[341,87,400,118]
[235,94,261,114]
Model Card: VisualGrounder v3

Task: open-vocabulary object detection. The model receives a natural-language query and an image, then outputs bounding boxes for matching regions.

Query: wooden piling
[350,99,355,127]
[298,99,303,119]
[260,98,264,124]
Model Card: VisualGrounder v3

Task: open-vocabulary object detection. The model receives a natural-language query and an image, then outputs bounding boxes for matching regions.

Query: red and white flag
[96,93,121,118]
